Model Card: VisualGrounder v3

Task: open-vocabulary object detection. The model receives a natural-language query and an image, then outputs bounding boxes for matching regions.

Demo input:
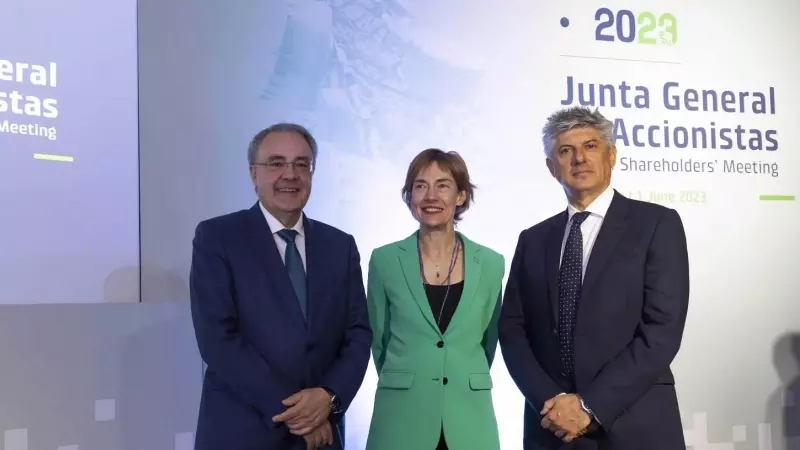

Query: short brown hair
[401,148,476,222]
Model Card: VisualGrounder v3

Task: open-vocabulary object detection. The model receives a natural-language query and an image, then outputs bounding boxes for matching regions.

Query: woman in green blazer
[365,148,505,450]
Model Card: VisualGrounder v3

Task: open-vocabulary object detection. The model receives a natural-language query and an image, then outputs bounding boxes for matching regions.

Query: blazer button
[436,341,444,348]
[552,328,558,337]
[305,343,314,353]
[443,377,449,385]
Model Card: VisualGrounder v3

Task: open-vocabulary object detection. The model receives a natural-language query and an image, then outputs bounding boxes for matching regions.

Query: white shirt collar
[567,186,614,221]
[259,202,305,236]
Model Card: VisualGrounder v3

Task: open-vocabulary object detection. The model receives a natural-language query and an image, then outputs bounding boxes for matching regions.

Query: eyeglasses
[252,160,314,174]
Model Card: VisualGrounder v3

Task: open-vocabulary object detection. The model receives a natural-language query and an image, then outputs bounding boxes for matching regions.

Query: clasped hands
[272,387,333,449]
[540,393,592,443]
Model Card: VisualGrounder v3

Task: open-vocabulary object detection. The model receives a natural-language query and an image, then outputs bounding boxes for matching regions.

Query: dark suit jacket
[190,204,372,450]
[499,191,690,450]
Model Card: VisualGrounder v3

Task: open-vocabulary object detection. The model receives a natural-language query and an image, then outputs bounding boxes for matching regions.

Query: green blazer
[365,232,505,450]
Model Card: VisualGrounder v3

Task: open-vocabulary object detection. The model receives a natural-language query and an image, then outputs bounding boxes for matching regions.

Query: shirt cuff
[577,395,601,425]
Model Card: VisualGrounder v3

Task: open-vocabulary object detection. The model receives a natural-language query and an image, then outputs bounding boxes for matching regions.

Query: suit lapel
[546,211,568,324]
[446,234,481,335]
[397,233,441,336]
[246,204,306,327]
[581,192,629,299]
[303,215,325,332]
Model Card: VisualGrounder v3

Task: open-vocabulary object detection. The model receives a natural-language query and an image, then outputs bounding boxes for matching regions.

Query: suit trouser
[560,439,597,450]
[435,426,448,450]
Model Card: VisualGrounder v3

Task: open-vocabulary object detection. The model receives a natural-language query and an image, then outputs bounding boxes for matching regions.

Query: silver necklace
[418,233,461,326]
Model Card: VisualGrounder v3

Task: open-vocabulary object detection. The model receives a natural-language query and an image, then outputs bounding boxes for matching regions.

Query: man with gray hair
[190,123,372,450]
[499,106,690,449]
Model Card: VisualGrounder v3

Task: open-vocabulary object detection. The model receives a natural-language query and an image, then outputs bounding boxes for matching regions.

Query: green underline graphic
[33,153,74,162]
[759,195,795,201]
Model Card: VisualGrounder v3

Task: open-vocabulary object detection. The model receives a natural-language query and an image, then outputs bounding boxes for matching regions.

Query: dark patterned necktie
[277,229,307,320]
[558,211,591,378]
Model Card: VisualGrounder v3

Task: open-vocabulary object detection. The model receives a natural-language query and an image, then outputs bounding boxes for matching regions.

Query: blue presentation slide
[0,0,139,304]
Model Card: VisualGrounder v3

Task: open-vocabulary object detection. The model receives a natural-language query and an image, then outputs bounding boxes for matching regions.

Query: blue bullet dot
[560,17,570,27]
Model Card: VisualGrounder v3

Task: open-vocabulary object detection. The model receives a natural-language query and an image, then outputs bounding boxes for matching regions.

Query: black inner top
[423,280,464,334]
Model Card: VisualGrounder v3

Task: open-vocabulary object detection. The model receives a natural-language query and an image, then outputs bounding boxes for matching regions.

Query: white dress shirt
[259,202,307,271]
[559,186,615,279]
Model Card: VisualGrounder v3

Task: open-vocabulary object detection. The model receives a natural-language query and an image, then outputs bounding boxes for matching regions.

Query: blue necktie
[277,229,307,320]
[558,211,591,378]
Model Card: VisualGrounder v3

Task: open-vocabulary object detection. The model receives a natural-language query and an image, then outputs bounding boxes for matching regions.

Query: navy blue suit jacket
[499,191,690,450]
[190,204,372,450]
